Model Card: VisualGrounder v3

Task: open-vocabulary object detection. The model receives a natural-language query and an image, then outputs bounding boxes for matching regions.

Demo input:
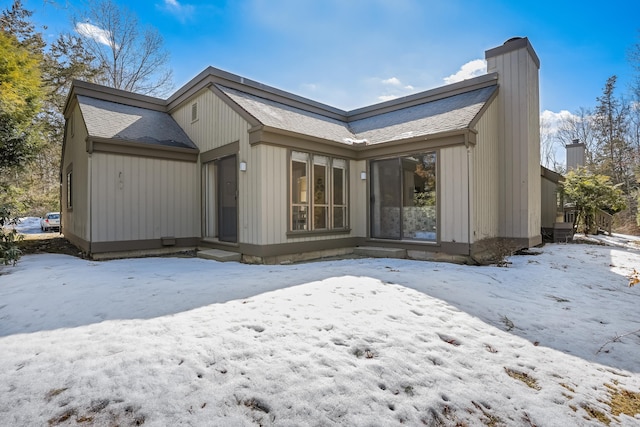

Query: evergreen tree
[562,168,626,234]
[0,30,43,172]
[0,28,44,265]
[593,76,632,192]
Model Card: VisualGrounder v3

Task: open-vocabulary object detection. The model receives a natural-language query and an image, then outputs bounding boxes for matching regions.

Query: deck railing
[563,207,613,235]
[595,209,613,235]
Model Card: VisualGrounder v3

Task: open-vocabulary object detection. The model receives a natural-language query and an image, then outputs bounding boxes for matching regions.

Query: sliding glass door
[370,153,437,241]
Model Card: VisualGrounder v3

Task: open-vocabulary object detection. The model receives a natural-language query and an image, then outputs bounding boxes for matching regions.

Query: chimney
[566,139,585,171]
[485,37,541,243]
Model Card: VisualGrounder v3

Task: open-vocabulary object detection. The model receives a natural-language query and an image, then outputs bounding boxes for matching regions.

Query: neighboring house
[61,37,543,263]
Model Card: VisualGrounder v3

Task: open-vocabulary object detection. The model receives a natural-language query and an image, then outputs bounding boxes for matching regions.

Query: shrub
[0,205,23,266]
[561,168,626,234]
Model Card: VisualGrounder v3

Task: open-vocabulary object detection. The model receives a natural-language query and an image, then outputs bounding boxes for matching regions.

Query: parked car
[40,212,60,232]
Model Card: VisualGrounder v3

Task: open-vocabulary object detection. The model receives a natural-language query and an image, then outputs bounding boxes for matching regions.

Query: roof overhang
[541,165,564,183]
[64,80,167,118]
[86,136,199,162]
[249,125,477,160]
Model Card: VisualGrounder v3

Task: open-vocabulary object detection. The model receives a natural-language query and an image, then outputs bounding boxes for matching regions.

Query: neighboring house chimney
[485,37,541,244]
[566,139,585,171]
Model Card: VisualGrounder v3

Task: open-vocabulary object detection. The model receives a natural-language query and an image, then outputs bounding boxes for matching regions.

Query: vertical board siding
[173,88,253,243]
[527,56,542,237]
[487,45,540,240]
[541,177,558,228]
[91,153,199,242]
[254,145,287,245]
[172,89,251,153]
[62,106,90,241]
[439,146,469,243]
[472,99,500,242]
[253,145,359,246]
[351,160,367,238]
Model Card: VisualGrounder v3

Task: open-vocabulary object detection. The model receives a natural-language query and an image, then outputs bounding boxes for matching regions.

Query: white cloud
[75,22,115,48]
[443,59,487,85]
[161,0,195,22]
[373,77,417,104]
[382,77,402,86]
[540,109,577,134]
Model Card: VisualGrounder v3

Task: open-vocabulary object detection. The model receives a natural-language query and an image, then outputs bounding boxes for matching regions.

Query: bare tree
[556,107,598,168]
[73,0,173,96]
[630,29,640,102]
[540,115,562,172]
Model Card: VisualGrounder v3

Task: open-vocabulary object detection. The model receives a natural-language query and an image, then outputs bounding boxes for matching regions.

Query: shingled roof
[217,85,355,144]
[68,67,498,152]
[77,95,197,150]
[349,86,496,145]
[215,80,497,146]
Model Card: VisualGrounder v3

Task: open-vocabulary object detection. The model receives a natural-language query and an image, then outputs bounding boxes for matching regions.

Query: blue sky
[16,0,640,115]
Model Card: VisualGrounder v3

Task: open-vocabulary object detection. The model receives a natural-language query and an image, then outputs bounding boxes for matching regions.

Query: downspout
[465,131,472,258]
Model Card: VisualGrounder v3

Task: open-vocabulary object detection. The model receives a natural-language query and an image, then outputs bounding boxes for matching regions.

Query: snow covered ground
[13,216,43,235]
[1,242,640,426]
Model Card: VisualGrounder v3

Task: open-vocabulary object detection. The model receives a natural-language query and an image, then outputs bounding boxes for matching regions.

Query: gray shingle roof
[217,85,355,144]
[77,95,197,150]
[216,84,496,145]
[349,86,497,145]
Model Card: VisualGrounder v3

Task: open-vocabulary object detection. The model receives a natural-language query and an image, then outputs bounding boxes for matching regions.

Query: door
[370,154,437,241]
[370,158,401,239]
[217,155,238,242]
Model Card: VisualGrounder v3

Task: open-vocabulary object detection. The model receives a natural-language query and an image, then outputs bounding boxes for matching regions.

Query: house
[61,37,543,263]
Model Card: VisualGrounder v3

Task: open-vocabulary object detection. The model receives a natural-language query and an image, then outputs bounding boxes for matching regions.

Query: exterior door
[370,158,402,239]
[370,154,437,241]
[217,155,238,243]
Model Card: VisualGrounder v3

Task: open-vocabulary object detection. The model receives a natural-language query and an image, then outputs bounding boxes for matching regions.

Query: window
[191,102,198,122]
[66,169,73,209]
[370,152,437,241]
[290,151,348,232]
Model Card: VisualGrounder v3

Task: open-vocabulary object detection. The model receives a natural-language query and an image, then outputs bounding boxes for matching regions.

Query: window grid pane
[290,152,348,232]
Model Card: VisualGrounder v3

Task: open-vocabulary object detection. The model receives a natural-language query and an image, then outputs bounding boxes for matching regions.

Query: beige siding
[90,153,199,242]
[172,89,251,152]
[439,145,470,244]
[254,144,288,245]
[244,145,360,246]
[487,45,540,239]
[351,160,368,238]
[541,176,559,228]
[527,67,542,239]
[174,89,256,243]
[471,100,500,242]
[61,106,90,241]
